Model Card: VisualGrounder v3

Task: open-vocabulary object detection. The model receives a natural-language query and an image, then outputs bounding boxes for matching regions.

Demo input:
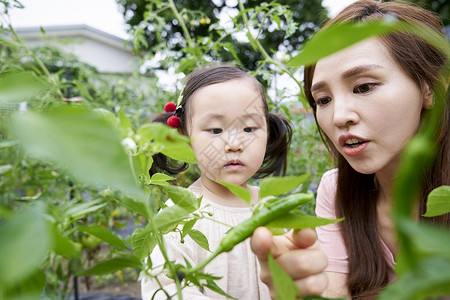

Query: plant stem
[168,0,195,49]
[237,0,304,95]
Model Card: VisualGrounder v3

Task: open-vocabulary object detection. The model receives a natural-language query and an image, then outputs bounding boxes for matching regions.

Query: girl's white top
[140,185,270,300]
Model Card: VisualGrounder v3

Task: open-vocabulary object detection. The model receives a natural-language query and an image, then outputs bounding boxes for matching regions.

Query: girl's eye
[243,127,257,133]
[315,97,332,107]
[208,128,222,134]
[353,83,377,94]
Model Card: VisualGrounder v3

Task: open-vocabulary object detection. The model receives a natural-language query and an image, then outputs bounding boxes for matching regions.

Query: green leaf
[378,257,450,300]
[149,173,175,186]
[423,186,450,217]
[115,197,150,219]
[154,204,190,233]
[164,185,199,212]
[0,71,48,103]
[62,198,107,221]
[218,180,251,204]
[132,227,157,260]
[289,19,397,67]
[188,229,210,252]
[396,218,450,266]
[11,106,143,198]
[3,268,46,299]
[267,214,343,230]
[119,107,133,132]
[0,164,13,175]
[268,253,300,299]
[0,202,51,287]
[182,219,197,239]
[259,174,310,199]
[82,255,141,275]
[77,225,129,250]
[137,123,196,164]
[52,226,81,258]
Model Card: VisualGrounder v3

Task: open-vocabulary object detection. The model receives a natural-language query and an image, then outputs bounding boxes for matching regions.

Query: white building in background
[16,24,138,73]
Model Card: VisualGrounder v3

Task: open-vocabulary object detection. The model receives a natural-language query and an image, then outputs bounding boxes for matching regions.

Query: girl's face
[188,78,268,190]
[311,38,432,178]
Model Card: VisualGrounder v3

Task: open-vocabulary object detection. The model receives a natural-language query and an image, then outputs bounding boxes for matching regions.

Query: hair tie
[164,102,183,128]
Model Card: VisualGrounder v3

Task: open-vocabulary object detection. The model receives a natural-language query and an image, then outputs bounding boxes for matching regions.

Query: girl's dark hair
[304,1,449,298]
[150,64,292,178]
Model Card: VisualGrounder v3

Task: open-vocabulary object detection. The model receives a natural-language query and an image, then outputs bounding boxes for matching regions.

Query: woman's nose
[332,97,360,127]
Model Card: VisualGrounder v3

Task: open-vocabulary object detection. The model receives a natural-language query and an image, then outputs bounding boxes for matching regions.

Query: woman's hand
[251,227,329,299]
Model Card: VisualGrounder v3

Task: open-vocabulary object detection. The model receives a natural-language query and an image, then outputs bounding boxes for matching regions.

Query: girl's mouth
[224,160,244,170]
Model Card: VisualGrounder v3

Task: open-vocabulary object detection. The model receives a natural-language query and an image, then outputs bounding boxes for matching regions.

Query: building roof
[16,24,133,53]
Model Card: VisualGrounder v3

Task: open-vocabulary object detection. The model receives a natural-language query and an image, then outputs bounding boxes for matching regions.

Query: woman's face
[311,38,432,177]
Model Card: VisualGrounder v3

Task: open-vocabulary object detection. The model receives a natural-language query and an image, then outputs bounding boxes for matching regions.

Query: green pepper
[186,192,313,274]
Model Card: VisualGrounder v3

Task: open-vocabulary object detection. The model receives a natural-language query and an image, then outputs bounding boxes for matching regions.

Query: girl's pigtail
[149,108,188,177]
[256,113,292,178]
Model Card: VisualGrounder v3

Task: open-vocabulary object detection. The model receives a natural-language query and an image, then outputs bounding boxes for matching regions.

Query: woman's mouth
[339,135,368,157]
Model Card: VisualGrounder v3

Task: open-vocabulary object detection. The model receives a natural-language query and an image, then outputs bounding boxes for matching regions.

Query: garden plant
[0,0,449,299]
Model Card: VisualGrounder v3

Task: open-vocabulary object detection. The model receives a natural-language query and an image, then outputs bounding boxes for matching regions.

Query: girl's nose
[225,142,243,152]
[332,98,360,127]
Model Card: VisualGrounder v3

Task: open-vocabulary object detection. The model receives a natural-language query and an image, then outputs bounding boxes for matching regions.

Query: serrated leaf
[218,180,251,204]
[378,257,450,300]
[132,228,157,260]
[423,186,450,217]
[268,253,300,299]
[259,174,310,199]
[77,225,129,250]
[188,229,210,252]
[82,255,141,275]
[267,214,343,230]
[289,19,397,67]
[11,106,143,198]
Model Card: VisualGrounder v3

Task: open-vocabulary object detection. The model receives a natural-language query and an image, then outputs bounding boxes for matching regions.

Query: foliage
[0,1,449,300]
[116,0,327,70]
[405,0,449,26]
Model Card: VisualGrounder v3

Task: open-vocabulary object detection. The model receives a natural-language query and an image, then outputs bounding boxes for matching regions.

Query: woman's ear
[422,83,434,109]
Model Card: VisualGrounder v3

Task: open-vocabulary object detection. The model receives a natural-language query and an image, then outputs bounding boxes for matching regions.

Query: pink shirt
[315,169,395,274]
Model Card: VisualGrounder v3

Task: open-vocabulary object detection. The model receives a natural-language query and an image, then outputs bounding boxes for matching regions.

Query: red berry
[164,102,177,112]
[167,115,180,128]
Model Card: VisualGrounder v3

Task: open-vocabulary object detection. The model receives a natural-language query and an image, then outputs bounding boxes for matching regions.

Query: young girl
[141,65,292,299]
[251,0,449,299]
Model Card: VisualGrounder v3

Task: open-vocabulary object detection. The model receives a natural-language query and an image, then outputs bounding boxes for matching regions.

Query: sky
[7,0,358,40]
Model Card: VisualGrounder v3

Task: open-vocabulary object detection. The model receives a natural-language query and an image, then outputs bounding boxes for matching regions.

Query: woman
[251,1,449,299]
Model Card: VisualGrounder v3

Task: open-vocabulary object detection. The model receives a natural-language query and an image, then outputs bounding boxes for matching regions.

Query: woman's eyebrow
[311,64,383,92]
[342,64,383,79]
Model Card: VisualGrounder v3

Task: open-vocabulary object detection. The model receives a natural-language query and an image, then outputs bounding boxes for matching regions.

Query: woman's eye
[315,97,331,107]
[244,127,257,133]
[208,128,222,134]
[353,83,377,94]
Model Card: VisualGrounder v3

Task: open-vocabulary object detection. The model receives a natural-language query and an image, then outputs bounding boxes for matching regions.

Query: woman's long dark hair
[150,64,292,179]
[303,1,449,298]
